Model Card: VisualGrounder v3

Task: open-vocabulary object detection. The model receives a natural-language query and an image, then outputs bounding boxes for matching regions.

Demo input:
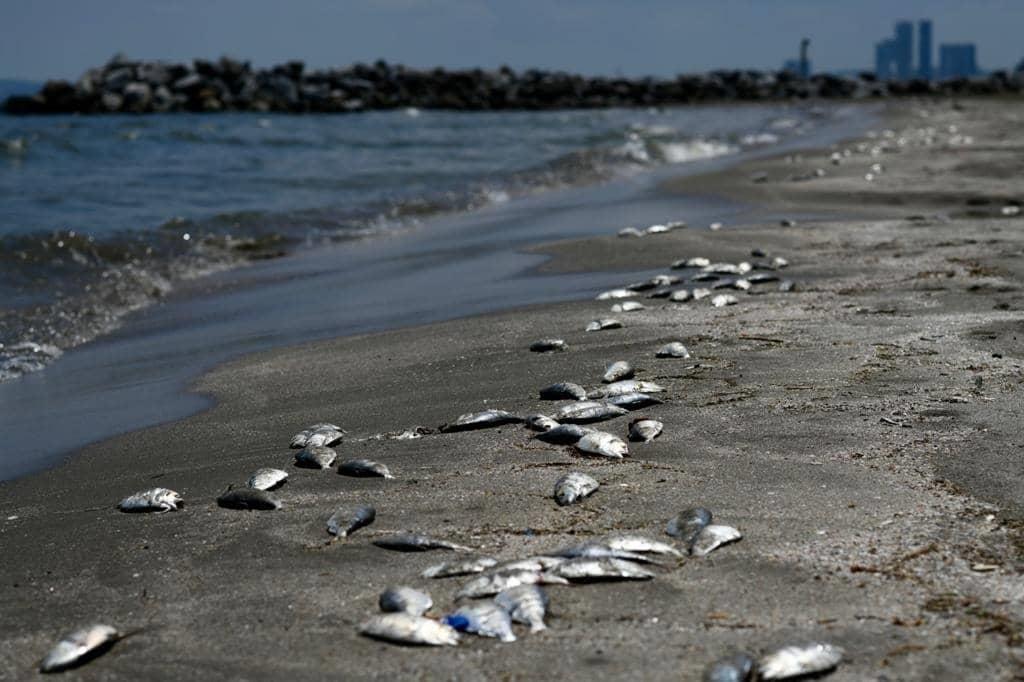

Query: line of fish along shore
[1,98,1023,679]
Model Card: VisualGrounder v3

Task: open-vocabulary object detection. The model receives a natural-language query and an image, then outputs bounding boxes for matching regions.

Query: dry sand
[1,98,1023,680]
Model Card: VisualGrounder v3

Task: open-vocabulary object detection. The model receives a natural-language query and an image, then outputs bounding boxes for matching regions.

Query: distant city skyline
[3,1,1023,81]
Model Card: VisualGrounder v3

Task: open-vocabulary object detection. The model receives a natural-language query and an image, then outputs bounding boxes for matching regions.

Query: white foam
[657,139,736,164]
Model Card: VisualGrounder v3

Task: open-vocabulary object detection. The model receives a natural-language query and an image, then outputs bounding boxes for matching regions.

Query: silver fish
[647,288,673,299]
[759,643,842,680]
[692,287,712,300]
[456,569,568,599]
[379,587,433,616]
[691,272,720,283]
[535,423,593,444]
[666,507,712,550]
[443,603,516,642]
[440,409,523,432]
[588,380,665,398]
[294,445,337,469]
[595,289,635,300]
[606,392,662,410]
[217,487,281,511]
[495,584,549,633]
[712,278,750,291]
[611,301,646,313]
[605,535,683,557]
[602,360,634,383]
[553,557,655,582]
[645,223,671,234]
[338,458,394,479]
[711,294,738,307]
[656,342,690,358]
[586,318,623,332]
[490,556,567,573]
[669,289,692,302]
[290,423,345,449]
[524,414,560,432]
[545,542,658,564]
[692,524,742,557]
[576,431,628,459]
[618,227,644,238]
[771,256,789,269]
[421,556,498,579]
[554,471,599,506]
[117,487,183,513]
[556,402,628,424]
[539,382,587,401]
[671,256,710,269]
[628,417,663,442]
[360,613,459,646]
[373,533,472,552]
[530,338,567,353]
[368,426,432,441]
[703,653,757,682]
[327,505,375,537]
[778,280,795,292]
[651,273,682,286]
[247,468,288,491]
[746,272,779,284]
[39,624,122,673]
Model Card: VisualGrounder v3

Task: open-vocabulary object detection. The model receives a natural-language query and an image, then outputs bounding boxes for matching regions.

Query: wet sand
[2,99,1023,680]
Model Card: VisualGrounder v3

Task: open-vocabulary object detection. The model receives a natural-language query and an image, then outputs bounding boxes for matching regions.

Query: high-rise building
[939,44,978,79]
[894,21,914,79]
[918,20,933,79]
[875,40,896,80]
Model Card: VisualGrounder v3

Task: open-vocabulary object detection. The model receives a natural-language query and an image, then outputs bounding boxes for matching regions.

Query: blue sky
[4,0,1022,80]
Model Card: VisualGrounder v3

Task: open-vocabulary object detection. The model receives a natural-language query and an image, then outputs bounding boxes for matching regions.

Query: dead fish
[628,417,663,442]
[711,294,738,307]
[759,643,843,680]
[368,426,433,441]
[576,431,629,458]
[530,338,567,353]
[554,471,599,506]
[605,535,683,557]
[455,569,568,599]
[602,360,634,383]
[553,557,655,582]
[692,288,712,300]
[490,556,566,573]
[606,392,662,410]
[290,423,345,449]
[651,273,682,286]
[645,223,671,234]
[596,289,636,300]
[618,226,644,238]
[525,414,560,432]
[338,458,394,479]
[373,533,472,552]
[771,256,789,269]
[586,318,623,332]
[360,613,459,646]
[535,423,594,444]
[671,256,710,269]
[611,301,646,313]
[495,584,549,632]
[656,341,690,358]
[647,288,673,299]
[443,603,516,642]
[746,272,779,284]
[539,381,587,401]
[778,280,795,292]
[421,556,498,579]
[712,278,750,291]
[327,505,375,537]
[440,410,523,432]
[247,468,288,491]
[779,218,797,227]
[666,507,713,549]
[692,524,742,557]
[379,587,433,616]
[704,263,742,275]
[751,248,767,258]
[703,653,757,682]
[669,289,692,302]
[690,272,720,283]
[545,542,658,564]
[589,380,665,398]
[555,402,628,424]
[294,445,337,470]
[217,487,281,511]
[39,624,123,673]
[117,487,183,513]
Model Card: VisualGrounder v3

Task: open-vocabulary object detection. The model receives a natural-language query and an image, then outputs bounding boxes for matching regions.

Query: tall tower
[894,21,914,80]
[918,20,933,80]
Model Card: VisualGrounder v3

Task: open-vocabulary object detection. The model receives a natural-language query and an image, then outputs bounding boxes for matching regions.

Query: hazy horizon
[4,0,1023,82]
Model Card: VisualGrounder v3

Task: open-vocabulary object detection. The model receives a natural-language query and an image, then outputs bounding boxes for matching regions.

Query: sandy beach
[2,98,1022,680]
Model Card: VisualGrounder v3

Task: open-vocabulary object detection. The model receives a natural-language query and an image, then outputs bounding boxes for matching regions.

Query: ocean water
[1,103,841,381]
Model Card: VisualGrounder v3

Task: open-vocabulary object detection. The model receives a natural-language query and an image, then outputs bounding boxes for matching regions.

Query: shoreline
[2,98,1022,679]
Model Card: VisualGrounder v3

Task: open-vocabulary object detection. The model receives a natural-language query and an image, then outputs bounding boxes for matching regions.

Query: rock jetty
[6,54,1024,115]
